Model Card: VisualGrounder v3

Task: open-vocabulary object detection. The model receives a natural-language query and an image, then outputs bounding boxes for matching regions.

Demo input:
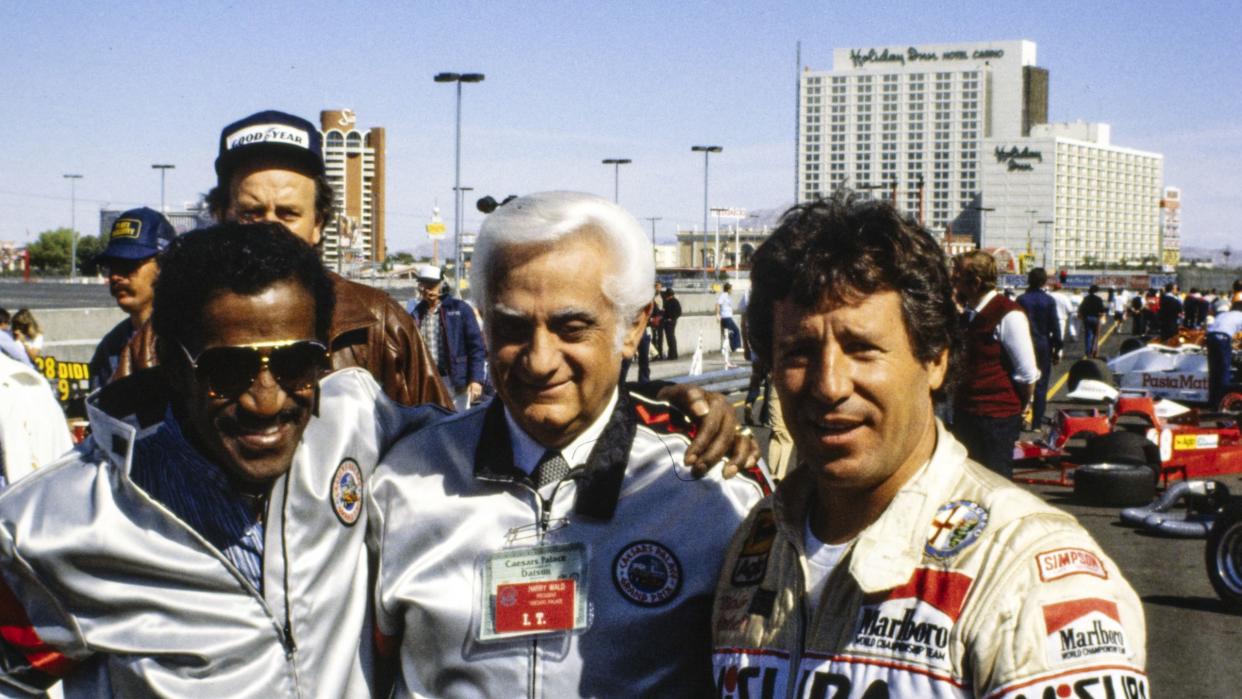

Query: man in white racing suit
[372,191,771,697]
[0,224,442,697]
[711,194,1146,699]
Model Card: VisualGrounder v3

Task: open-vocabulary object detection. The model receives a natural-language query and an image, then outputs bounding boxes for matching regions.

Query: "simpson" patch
[1036,548,1108,583]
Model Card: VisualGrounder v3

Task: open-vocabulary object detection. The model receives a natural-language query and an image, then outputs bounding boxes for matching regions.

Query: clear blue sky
[2,0,1238,254]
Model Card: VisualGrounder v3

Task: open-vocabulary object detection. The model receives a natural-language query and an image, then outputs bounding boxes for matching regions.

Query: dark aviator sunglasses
[178,340,330,399]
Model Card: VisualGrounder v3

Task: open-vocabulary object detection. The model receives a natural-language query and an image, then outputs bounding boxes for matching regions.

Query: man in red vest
[950,251,1039,478]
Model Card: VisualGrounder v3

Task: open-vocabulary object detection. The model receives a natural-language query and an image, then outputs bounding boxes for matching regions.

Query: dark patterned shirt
[130,411,265,592]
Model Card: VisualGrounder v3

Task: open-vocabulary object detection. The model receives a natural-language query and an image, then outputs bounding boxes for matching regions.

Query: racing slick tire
[1073,463,1157,507]
[1118,337,1145,356]
[1081,431,1158,473]
[1205,500,1242,614]
[1067,358,1112,393]
[1219,391,1242,416]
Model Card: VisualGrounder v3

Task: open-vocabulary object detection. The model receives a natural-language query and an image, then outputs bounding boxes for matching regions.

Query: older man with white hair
[371,191,770,697]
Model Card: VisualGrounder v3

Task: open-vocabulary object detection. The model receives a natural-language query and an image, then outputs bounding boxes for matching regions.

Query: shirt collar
[771,419,967,594]
[972,289,999,314]
[154,407,235,494]
[476,389,635,521]
[504,388,620,475]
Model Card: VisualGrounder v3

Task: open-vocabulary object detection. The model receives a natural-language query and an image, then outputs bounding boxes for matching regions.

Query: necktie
[532,449,570,489]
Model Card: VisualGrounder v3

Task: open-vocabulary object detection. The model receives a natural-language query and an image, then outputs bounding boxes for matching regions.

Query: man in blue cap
[88,207,176,390]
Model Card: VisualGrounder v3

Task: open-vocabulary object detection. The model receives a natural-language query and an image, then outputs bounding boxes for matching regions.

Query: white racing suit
[712,422,1148,699]
[371,390,771,697]
[0,368,443,698]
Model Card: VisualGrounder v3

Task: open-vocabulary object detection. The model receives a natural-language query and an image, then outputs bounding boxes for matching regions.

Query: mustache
[218,409,304,433]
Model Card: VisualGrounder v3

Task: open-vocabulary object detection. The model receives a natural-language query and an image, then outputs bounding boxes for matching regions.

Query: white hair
[471,191,655,344]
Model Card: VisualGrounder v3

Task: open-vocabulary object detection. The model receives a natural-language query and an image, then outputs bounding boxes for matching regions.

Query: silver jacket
[372,391,771,698]
[0,367,442,698]
[711,422,1147,698]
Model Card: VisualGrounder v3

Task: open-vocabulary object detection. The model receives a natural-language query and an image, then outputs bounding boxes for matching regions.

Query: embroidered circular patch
[331,458,364,526]
[924,500,989,559]
[613,540,682,607]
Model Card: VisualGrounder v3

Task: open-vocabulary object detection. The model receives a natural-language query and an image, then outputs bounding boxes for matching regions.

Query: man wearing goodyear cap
[116,110,452,409]
[407,263,487,410]
[711,195,1146,698]
[88,207,176,391]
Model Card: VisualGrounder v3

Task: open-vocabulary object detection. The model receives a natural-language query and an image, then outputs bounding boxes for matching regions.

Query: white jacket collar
[848,419,968,593]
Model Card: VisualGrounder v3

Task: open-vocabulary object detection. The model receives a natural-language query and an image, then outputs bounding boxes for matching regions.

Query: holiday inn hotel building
[797,40,1164,267]
[798,40,1047,233]
[981,122,1162,269]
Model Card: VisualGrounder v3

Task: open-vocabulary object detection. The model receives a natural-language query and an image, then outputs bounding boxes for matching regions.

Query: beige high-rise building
[320,109,386,266]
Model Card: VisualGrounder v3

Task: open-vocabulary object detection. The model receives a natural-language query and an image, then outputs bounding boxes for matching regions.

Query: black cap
[215,110,324,184]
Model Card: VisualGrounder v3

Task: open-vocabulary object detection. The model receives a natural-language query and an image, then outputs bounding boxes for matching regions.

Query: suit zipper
[277,473,300,676]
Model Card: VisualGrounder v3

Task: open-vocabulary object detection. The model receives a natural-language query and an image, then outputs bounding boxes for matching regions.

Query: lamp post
[63,174,83,281]
[454,186,474,282]
[601,158,631,203]
[709,207,727,273]
[434,71,485,291]
[644,216,661,268]
[151,163,175,212]
[969,205,995,249]
[691,145,722,279]
[1038,219,1054,269]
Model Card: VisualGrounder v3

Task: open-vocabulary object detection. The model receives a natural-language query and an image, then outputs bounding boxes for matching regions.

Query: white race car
[1108,344,1210,404]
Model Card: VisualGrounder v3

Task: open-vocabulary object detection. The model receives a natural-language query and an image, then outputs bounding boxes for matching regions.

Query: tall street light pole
[435,71,485,289]
[644,216,661,268]
[1038,219,1055,269]
[710,207,727,274]
[601,158,631,203]
[63,174,83,281]
[969,205,995,250]
[151,164,175,213]
[454,185,474,285]
[691,145,722,280]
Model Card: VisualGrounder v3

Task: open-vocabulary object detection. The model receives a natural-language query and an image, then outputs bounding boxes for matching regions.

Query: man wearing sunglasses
[88,207,176,391]
[0,222,443,696]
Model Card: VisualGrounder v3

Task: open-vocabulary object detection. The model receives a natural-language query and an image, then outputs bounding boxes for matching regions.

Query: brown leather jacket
[114,272,454,409]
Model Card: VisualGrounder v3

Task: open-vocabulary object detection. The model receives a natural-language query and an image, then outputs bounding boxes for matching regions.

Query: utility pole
[1038,219,1054,269]
[152,164,175,212]
[644,216,661,268]
[691,145,722,279]
[63,174,83,280]
[602,159,631,203]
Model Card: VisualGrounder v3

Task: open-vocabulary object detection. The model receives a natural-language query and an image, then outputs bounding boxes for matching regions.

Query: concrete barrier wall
[36,307,128,364]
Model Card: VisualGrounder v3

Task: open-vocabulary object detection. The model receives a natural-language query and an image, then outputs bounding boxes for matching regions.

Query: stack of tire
[1072,431,1160,507]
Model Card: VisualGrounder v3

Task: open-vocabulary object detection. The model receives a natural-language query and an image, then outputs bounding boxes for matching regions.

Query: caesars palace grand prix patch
[331,458,364,526]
